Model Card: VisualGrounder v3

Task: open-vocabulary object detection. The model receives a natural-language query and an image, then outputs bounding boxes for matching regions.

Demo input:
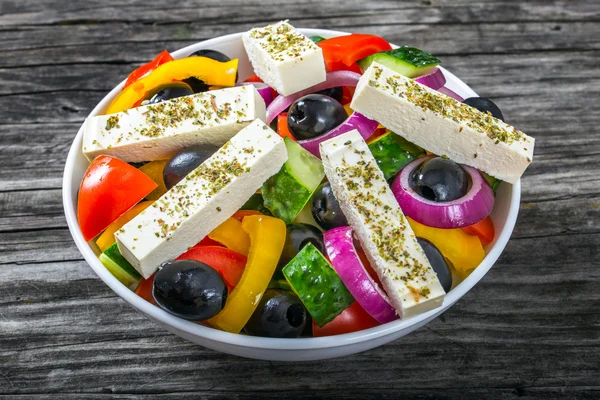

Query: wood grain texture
[1,0,599,398]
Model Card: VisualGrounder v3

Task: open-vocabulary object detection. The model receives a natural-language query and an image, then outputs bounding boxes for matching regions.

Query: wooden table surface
[1,0,599,398]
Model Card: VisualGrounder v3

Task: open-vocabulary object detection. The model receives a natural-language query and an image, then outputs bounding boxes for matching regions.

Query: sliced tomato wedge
[318,34,391,72]
[177,245,247,290]
[78,155,157,241]
[312,301,380,337]
[461,216,495,246]
[124,50,174,88]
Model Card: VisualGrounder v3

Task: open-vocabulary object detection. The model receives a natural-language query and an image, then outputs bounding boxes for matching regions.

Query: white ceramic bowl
[63,28,520,361]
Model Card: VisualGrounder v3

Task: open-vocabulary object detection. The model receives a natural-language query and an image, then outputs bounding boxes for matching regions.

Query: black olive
[287,94,348,139]
[189,49,238,83]
[315,86,343,103]
[278,223,324,269]
[163,145,219,189]
[244,289,307,338]
[153,259,227,320]
[184,77,210,94]
[189,49,232,63]
[462,97,504,121]
[311,182,348,230]
[417,238,452,292]
[144,82,193,105]
[410,157,469,202]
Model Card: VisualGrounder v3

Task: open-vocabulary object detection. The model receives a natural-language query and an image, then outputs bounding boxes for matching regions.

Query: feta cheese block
[115,119,287,278]
[319,130,445,318]
[82,85,266,163]
[350,62,535,184]
[242,21,326,96]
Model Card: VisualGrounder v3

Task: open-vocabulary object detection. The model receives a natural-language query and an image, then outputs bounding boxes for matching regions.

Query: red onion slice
[236,82,274,106]
[324,226,398,324]
[392,156,494,228]
[414,67,446,90]
[266,70,362,123]
[298,112,379,158]
[437,86,464,101]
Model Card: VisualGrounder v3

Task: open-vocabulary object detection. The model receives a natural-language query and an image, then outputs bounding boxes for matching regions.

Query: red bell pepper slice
[317,34,391,72]
[78,155,157,241]
[244,74,263,83]
[195,236,223,247]
[277,113,296,141]
[461,216,495,246]
[124,50,174,88]
[312,301,380,337]
[177,245,247,290]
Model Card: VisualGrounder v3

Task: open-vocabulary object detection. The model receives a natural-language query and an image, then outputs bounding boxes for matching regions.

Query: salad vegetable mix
[78,21,535,337]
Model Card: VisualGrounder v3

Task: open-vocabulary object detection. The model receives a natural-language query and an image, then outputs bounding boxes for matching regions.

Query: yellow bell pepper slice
[407,217,485,279]
[105,57,238,114]
[96,200,154,252]
[138,160,168,200]
[209,215,285,333]
[208,217,251,256]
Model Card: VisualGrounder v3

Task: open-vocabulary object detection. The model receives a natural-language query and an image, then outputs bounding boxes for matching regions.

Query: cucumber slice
[262,137,325,224]
[283,243,354,327]
[357,47,440,78]
[368,131,425,179]
[99,243,141,287]
[482,172,501,194]
[310,35,326,44]
[240,193,273,216]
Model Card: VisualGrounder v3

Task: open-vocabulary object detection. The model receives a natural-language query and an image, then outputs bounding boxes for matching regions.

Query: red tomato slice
[318,34,391,71]
[277,113,296,141]
[124,50,174,88]
[177,245,247,290]
[313,301,380,337]
[231,210,263,222]
[461,216,495,245]
[135,274,157,306]
[78,155,157,241]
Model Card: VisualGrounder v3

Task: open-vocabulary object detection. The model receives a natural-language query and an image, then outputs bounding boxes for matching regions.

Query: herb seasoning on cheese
[320,130,445,317]
[249,21,317,62]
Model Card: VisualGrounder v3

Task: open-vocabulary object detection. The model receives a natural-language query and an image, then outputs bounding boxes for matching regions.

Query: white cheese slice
[82,85,266,163]
[242,21,326,96]
[350,62,534,184]
[115,119,287,279]
[320,130,445,318]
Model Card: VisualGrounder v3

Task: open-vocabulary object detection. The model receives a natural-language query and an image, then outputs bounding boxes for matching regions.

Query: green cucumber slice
[357,46,440,78]
[262,137,325,224]
[482,172,501,194]
[368,131,425,179]
[240,193,273,216]
[283,243,354,327]
[309,36,326,44]
[99,243,141,287]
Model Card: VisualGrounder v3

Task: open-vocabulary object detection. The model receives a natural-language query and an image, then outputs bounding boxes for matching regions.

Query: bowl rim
[62,28,521,351]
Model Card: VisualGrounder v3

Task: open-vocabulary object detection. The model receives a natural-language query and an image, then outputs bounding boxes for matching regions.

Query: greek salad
[78,21,535,338]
